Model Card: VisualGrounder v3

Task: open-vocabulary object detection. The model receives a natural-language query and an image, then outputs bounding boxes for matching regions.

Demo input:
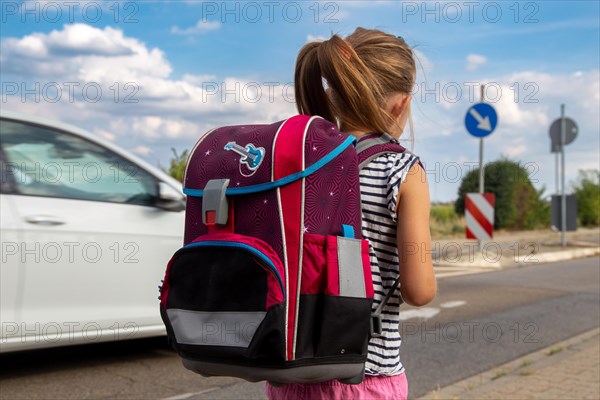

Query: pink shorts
[265,373,408,400]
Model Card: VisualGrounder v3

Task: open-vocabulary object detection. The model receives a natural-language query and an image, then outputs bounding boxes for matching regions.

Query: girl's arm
[396,163,437,306]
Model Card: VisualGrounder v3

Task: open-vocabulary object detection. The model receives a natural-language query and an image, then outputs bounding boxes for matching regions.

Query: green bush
[431,203,459,223]
[455,158,550,230]
[572,170,600,226]
[430,203,464,238]
[164,148,189,183]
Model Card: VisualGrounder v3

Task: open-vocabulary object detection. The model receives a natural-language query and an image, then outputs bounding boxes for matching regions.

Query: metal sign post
[464,85,499,249]
[560,105,566,247]
[555,153,559,195]
[549,106,578,247]
[479,85,484,194]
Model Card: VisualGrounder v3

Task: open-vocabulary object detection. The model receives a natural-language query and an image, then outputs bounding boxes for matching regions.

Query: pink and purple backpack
[160,115,408,384]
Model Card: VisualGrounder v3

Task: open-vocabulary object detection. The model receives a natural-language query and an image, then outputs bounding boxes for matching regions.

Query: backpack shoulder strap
[356,133,412,337]
[356,133,421,170]
[355,132,397,154]
[357,133,408,170]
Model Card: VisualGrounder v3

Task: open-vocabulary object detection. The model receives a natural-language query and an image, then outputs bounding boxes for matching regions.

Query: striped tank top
[360,151,420,376]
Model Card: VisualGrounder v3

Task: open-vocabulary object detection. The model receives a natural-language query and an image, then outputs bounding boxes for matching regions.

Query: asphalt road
[1,256,598,400]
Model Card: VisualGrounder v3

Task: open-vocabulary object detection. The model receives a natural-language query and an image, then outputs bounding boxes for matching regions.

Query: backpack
[159,115,407,385]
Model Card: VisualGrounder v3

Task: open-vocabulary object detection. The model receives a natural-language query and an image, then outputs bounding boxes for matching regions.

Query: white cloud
[171,20,221,35]
[1,23,296,147]
[505,70,599,114]
[44,23,133,56]
[5,17,132,59]
[414,49,434,76]
[408,68,599,201]
[502,137,528,157]
[466,54,487,72]
[488,70,597,169]
[306,34,327,42]
[132,146,153,156]
[130,117,201,140]
[491,85,548,129]
[182,74,218,85]
[1,23,172,81]
[5,23,594,204]
[422,70,597,133]
[5,35,47,58]
[94,129,116,142]
[341,1,395,7]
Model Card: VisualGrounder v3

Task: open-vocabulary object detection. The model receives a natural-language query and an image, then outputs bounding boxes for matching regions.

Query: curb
[531,247,600,264]
[418,327,600,400]
[433,247,600,269]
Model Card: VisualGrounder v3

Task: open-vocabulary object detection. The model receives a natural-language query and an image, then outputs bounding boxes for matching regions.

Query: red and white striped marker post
[465,193,495,241]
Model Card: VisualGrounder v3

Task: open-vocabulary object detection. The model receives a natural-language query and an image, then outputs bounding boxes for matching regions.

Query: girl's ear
[389,94,412,119]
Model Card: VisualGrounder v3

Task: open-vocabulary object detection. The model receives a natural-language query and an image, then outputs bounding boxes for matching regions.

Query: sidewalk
[418,328,600,400]
[432,227,600,277]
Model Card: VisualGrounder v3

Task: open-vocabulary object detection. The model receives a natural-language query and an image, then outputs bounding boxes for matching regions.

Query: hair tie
[321,76,330,91]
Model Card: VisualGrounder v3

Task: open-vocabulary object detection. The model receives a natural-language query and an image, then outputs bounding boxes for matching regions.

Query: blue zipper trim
[183,135,356,197]
[183,241,285,296]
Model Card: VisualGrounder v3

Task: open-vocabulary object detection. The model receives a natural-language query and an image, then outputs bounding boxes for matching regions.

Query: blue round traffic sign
[465,103,498,138]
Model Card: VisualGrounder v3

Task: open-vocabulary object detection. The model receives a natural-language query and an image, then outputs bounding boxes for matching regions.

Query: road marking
[440,300,467,308]
[163,387,221,400]
[399,307,440,321]
[400,301,467,321]
[163,393,197,400]
[435,267,491,279]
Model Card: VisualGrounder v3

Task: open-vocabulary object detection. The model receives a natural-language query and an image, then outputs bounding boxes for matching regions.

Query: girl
[266,28,437,400]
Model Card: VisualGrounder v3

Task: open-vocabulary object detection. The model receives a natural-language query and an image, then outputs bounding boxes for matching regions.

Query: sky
[1,0,599,202]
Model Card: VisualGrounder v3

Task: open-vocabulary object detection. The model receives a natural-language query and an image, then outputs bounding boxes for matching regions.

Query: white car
[0,110,185,352]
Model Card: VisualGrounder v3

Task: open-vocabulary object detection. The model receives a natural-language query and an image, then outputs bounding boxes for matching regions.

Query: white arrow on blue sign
[465,103,498,138]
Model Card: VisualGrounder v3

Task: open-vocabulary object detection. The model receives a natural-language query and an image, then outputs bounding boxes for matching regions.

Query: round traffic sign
[465,103,498,138]
[549,118,578,153]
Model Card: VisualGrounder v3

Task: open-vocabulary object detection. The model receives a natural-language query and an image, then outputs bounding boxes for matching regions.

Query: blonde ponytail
[294,28,416,136]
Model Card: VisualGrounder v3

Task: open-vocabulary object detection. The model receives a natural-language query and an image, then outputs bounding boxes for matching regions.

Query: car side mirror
[156,182,185,212]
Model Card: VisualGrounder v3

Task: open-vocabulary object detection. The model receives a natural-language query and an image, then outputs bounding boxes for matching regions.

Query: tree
[164,148,189,183]
[572,170,600,226]
[455,158,549,230]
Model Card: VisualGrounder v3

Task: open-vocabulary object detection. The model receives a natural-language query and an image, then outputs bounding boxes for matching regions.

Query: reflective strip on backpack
[167,309,266,347]
[337,237,367,298]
